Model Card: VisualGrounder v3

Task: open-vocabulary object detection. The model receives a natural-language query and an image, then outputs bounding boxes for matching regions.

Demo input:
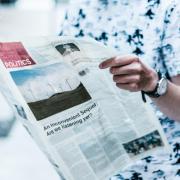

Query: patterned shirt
[60,0,180,179]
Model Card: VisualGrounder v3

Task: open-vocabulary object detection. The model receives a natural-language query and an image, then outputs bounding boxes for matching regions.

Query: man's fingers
[99,57,116,69]
[113,74,141,84]
[99,55,139,69]
[110,62,142,75]
[99,54,158,92]
[116,83,139,92]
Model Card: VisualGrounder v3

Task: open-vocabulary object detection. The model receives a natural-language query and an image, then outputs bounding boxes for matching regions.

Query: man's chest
[77,5,162,56]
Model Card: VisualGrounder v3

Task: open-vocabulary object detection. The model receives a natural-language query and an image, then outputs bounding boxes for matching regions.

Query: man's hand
[99,55,158,92]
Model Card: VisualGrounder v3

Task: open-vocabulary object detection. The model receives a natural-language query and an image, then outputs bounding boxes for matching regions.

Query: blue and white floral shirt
[60,0,180,179]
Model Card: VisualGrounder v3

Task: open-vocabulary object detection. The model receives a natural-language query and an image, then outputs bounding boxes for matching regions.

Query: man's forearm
[152,81,180,122]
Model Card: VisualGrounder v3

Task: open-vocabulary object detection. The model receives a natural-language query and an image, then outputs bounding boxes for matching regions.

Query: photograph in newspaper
[55,43,80,56]
[10,62,92,120]
[123,130,164,158]
[54,42,83,66]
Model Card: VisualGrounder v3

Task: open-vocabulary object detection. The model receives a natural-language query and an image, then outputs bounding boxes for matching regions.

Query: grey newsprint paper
[0,37,170,180]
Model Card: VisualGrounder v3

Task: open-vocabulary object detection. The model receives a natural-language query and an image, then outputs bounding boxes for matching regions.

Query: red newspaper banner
[0,42,36,68]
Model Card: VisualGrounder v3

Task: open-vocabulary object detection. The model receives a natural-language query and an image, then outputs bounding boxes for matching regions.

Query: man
[60,0,180,179]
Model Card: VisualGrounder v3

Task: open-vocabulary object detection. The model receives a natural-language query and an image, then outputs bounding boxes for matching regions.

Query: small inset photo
[123,130,164,158]
[55,43,80,56]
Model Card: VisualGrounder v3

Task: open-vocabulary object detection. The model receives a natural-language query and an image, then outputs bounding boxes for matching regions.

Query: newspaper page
[0,37,170,180]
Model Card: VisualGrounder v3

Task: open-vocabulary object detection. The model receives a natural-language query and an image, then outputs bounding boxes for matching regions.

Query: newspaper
[0,37,170,180]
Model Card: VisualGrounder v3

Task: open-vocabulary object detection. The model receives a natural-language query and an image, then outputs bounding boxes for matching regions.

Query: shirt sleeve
[162,1,180,77]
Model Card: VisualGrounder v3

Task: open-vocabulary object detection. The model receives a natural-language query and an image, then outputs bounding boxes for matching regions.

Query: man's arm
[153,75,180,121]
[99,55,180,122]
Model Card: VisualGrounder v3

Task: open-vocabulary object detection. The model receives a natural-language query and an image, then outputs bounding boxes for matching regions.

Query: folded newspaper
[0,37,170,180]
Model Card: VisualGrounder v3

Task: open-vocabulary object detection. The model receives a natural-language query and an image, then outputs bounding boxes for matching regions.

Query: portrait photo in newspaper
[55,43,81,56]
[54,42,84,66]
